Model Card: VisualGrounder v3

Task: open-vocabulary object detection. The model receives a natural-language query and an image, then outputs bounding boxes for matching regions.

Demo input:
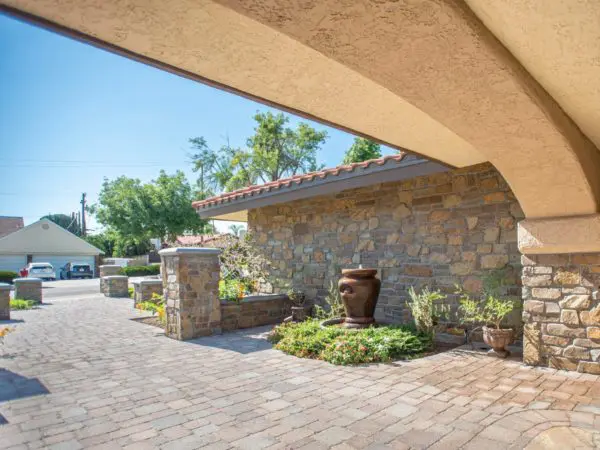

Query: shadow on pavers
[0,369,49,403]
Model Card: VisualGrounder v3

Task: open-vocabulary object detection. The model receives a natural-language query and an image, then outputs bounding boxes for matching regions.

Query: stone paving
[1,293,599,449]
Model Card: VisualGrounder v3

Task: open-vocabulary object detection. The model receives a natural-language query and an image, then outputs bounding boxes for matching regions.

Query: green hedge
[119,264,160,277]
[0,271,18,284]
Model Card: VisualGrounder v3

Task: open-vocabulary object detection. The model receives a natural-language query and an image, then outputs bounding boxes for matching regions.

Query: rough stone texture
[13,278,42,303]
[160,250,221,340]
[249,163,522,325]
[132,280,163,307]
[221,294,291,331]
[522,252,600,373]
[99,265,121,293]
[0,283,10,320]
[2,292,600,449]
[103,276,129,298]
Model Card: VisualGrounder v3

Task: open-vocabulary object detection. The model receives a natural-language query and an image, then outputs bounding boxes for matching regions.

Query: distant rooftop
[0,216,24,238]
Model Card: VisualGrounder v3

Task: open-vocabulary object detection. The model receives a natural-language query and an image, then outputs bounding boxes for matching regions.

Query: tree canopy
[190,112,327,197]
[92,170,212,244]
[342,138,382,165]
[41,213,81,236]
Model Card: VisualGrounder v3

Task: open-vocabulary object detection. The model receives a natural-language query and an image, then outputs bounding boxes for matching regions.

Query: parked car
[59,262,94,280]
[26,262,56,281]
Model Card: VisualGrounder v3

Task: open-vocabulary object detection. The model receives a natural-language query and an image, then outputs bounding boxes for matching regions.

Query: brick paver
[1,294,599,449]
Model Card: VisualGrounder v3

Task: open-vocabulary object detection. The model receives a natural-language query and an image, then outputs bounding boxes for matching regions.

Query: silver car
[26,262,56,281]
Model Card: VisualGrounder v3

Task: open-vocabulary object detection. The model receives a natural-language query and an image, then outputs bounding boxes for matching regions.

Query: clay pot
[482,326,514,358]
[338,269,381,329]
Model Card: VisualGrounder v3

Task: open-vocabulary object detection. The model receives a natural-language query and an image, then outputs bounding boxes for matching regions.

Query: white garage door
[32,255,96,276]
[0,255,27,272]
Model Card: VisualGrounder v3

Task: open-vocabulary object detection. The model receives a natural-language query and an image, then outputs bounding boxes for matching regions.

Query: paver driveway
[1,293,599,449]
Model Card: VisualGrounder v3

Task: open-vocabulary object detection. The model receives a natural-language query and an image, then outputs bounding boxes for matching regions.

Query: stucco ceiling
[2,0,600,219]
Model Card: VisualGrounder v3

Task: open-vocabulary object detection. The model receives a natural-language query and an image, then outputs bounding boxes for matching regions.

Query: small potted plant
[287,288,307,322]
[456,286,517,358]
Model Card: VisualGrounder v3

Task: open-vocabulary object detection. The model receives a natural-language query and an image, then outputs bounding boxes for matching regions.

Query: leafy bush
[128,287,134,299]
[219,279,248,302]
[136,293,166,324]
[456,287,517,330]
[219,234,269,292]
[119,264,160,277]
[407,286,447,335]
[268,320,431,365]
[10,299,38,310]
[0,271,18,284]
[136,301,161,314]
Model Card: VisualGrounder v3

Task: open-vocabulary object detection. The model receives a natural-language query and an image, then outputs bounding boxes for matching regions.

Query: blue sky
[0,14,394,232]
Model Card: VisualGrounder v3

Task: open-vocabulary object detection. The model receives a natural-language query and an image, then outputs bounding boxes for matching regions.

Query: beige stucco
[518,214,600,255]
[2,0,600,222]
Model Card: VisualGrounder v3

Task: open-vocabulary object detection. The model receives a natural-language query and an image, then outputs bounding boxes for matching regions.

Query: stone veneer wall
[220,295,291,332]
[248,163,522,325]
[522,253,600,374]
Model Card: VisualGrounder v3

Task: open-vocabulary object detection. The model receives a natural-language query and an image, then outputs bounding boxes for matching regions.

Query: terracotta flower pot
[482,326,513,358]
[338,269,381,329]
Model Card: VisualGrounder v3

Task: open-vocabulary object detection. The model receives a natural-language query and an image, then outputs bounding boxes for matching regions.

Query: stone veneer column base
[99,265,122,293]
[159,248,221,340]
[522,253,600,374]
[102,276,129,298]
[14,278,42,303]
[0,283,10,320]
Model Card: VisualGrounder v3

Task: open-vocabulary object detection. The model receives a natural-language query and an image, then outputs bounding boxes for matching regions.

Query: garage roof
[0,219,104,255]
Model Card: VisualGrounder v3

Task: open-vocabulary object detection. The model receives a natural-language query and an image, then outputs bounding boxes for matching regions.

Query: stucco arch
[3,0,600,219]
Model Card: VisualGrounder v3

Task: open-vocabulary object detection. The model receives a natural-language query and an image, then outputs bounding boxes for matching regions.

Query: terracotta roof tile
[0,216,24,238]
[193,153,406,209]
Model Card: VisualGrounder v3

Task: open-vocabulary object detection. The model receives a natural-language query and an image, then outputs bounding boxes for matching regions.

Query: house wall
[248,163,523,326]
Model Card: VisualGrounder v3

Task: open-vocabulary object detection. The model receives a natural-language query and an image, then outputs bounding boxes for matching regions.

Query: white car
[26,262,56,281]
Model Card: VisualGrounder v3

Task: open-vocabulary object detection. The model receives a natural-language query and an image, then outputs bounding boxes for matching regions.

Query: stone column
[0,283,10,320]
[99,265,122,293]
[132,279,163,307]
[103,275,129,298]
[519,217,600,374]
[14,278,42,303]
[159,248,221,340]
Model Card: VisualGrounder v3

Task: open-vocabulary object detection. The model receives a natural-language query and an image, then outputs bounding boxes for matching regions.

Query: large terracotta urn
[338,268,381,329]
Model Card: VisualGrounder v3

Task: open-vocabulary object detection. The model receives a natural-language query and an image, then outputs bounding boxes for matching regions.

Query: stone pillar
[14,278,42,303]
[0,283,10,320]
[521,254,600,374]
[103,275,129,298]
[159,248,221,340]
[132,279,163,307]
[99,265,121,293]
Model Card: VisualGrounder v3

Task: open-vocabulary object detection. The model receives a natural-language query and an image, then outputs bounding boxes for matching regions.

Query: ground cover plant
[268,319,431,365]
[10,299,38,310]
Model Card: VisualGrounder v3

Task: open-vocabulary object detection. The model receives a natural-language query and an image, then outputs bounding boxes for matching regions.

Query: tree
[190,112,328,194]
[41,213,81,236]
[342,138,382,164]
[92,170,212,243]
[84,231,153,258]
[229,224,245,237]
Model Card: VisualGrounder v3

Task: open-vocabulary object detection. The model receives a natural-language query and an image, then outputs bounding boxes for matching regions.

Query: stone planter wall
[0,283,10,320]
[221,294,291,332]
[522,253,600,374]
[249,162,522,326]
[103,275,128,298]
[132,279,163,307]
[14,278,42,303]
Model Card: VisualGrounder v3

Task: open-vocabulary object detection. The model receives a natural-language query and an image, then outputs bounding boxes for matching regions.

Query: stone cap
[159,247,221,256]
[14,278,43,283]
[220,293,288,304]
[102,275,128,280]
[99,264,122,269]
[131,279,163,286]
[0,283,11,290]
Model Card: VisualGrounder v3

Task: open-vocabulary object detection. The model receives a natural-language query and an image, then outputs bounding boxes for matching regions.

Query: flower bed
[268,320,431,365]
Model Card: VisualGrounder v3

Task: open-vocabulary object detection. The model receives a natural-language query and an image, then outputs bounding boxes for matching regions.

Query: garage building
[0,219,103,275]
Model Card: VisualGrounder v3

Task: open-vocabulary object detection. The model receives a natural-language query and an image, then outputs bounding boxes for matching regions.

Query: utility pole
[80,193,87,237]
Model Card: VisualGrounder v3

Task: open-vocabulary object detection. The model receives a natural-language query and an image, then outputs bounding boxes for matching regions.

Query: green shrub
[269,320,431,365]
[407,286,447,335]
[219,279,249,302]
[136,301,160,314]
[10,299,38,310]
[119,264,160,277]
[128,287,134,299]
[0,271,18,284]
